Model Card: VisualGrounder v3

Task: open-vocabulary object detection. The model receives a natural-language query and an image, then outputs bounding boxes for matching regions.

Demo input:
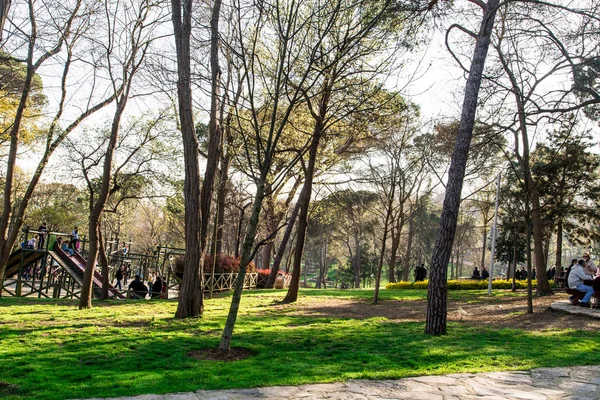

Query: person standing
[70,226,79,251]
[37,222,47,249]
[115,266,124,290]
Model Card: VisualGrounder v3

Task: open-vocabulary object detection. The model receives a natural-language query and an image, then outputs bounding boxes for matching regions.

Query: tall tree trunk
[266,201,300,288]
[529,172,552,294]
[526,217,533,313]
[353,234,362,288]
[403,218,413,281]
[234,204,247,258]
[261,242,273,271]
[0,0,11,42]
[554,219,562,284]
[282,132,320,304]
[388,227,399,283]
[374,196,394,304]
[0,44,36,287]
[172,0,204,318]
[480,226,487,269]
[220,180,265,351]
[80,102,127,309]
[426,0,499,335]
[213,154,230,256]
[98,228,110,300]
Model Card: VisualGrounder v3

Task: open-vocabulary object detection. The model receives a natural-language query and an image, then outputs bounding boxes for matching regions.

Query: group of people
[414,264,427,281]
[113,263,164,299]
[471,266,490,279]
[515,267,536,280]
[127,274,165,300]
[567,252,599,308]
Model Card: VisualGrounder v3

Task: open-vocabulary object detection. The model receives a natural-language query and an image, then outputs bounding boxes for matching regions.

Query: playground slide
[53,248,125,299]
[4,249,45,279]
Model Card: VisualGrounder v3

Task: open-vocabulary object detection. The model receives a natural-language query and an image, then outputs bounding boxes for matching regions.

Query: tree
[280,0,428,302]
[426,0,500,335]
[0,0,119,287]
[79,0,163,309]
[483,1,600,296]
[532,119,600,271]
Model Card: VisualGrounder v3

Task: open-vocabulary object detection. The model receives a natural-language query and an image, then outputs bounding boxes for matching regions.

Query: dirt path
[278,291,600,331]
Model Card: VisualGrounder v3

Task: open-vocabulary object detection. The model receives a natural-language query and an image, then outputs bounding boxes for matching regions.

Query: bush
[172,254,256,278]
[385,279,539,290]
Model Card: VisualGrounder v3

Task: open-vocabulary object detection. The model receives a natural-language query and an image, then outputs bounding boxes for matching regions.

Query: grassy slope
[0,289,597,399]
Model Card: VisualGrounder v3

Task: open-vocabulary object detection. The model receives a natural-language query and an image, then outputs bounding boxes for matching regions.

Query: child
[26,235,38,249]
[61,240,74,256]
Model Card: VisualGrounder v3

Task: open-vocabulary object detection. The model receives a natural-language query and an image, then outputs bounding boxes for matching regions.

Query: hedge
[385,279,538,290]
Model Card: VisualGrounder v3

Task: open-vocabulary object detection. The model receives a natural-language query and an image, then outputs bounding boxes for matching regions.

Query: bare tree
[219,0,336,351]
[483,1,600,297]
[79,0,163,309]
[0,0,120,286]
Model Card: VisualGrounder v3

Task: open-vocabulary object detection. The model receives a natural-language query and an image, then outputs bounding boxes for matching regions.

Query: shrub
[172,254,256,278]
[385,279,539,290]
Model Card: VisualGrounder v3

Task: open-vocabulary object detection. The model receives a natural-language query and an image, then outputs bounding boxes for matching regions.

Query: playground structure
[1,228,258,300]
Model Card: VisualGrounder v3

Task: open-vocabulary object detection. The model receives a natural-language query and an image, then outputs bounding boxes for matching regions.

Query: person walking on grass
[115,266,124,290]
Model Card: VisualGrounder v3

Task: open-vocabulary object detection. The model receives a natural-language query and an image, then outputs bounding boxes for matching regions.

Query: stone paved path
[82,365,600,400]
[550,301,600,319]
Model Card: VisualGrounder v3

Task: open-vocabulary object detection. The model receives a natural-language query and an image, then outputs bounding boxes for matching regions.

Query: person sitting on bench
[128,275,148,299]
[568,259,595,308]
[151,276,163,299]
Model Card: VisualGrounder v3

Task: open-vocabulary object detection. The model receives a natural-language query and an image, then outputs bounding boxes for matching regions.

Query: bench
[565,288,600,309]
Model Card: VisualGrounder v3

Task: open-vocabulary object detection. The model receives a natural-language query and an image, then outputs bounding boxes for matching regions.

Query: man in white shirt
[568,259,595,308]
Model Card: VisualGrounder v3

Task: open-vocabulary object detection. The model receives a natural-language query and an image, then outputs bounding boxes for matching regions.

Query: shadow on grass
[2,309,599,400]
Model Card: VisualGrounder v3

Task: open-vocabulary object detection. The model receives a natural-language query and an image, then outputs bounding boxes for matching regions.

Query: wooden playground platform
[1,230,258,300]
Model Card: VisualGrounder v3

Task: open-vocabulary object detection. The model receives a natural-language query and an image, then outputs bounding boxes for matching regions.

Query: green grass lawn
[0,289,598,399]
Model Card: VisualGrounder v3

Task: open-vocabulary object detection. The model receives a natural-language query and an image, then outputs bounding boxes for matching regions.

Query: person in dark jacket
[128,275,147,299]
[151,276,163,299]
[115,266,124,290]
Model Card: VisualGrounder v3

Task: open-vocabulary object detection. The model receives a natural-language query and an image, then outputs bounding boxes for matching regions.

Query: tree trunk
[282,132,321,304]
[261,242,273,271]
[388,227,399,283]
[526,218,533,313]
[98,228,110,300]
[0,48,36,288]
[172,0,204,318]
[554,220,562,284]
[266,202,300,288]
[0,0,11,42]
[213,154,230,256]
[79,101,127,309]
[220,180,265,351]
[353,235,361,289]
[480,226,487,269]
[403,218,413,281]
[426,0,499,335]
[530,183,553,294]
[234,204,247,258]
[374,196,394,304]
